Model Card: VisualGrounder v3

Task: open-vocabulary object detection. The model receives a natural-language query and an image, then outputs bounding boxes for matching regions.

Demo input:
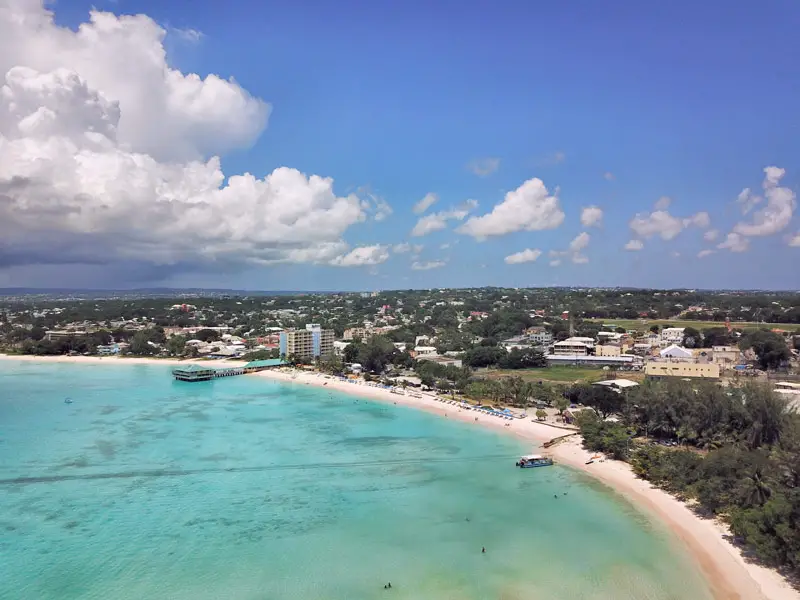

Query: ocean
[0,360,713,599]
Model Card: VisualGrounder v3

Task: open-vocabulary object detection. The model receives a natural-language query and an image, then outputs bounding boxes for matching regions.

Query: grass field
[486,365,628,384]
[584,318,799,333]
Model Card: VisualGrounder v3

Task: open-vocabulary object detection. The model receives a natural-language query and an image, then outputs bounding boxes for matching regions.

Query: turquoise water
[0,361,713,599]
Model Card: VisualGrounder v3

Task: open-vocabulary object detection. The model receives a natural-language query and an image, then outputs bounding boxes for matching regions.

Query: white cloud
[411,260,446,271]
[550,232,590,264]
[504,248,542,265]
[789,233,800,247]
[603,172,615,181]
[466,157,500,177]
[360,190,392,222]
[535,151,566,167]
[703,229,720,242]
[457,178,564,239]
[0,3,268,163]
[173,27,203,44]
[0,2,383,272]
[439,242,451,250]
[412,192,438,214]
[697,249,715,258]
[717,232,749,253]
[329,245,389,267]
[411,199,478,237]
[671,251,681,258]
[549,259,561,267]
[624,240,644,251]
[580,206,603,228]
[733,166,796,237]
[684,211,711,228]
[392,243,411,254]
[569,232,590,252]
[629,209,709,241]
[654,196,671,210]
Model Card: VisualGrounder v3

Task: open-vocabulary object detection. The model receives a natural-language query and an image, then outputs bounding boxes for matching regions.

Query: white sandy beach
[2,354,797,600]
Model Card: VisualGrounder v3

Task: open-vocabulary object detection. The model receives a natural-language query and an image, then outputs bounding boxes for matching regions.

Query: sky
[1,0,799,291]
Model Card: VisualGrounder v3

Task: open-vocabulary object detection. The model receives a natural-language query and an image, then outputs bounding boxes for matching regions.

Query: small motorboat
[516,454,554,468]
[64,397,73,404]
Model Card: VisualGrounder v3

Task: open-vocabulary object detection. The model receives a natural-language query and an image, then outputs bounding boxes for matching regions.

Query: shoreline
[2,354,797,600]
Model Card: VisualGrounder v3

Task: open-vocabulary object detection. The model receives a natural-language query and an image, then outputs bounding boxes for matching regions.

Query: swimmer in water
[482,547,486,554]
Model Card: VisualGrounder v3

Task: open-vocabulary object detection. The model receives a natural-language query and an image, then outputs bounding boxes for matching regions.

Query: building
[96,343,121,355]
[659,344,694,360]
[644,362,720,379]
[596,344,622,357]
[279,324,334,360]
[413,345,438,356]
[343,327,371,341]
[525,327,553,346]
[45,330,88,341]
[593,379,640,392]
[552,337,594,356]
[597,331,625,344]
[711,345,739,366]
[546,354,636,367]
[416,355,463,368]
[660,327,685,345]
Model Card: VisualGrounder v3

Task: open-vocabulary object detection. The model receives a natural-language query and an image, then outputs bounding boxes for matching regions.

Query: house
[659,344,693,360]
[660,327,685,345]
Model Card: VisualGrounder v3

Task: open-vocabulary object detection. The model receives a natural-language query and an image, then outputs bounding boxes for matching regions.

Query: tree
[360,336,397,373]
[682,327,702,348]
[462,345,507,368]
[535,408,547,421]
[195,328,221,342]
[554,395,570,418]
[129,331,156,355]
[343,342,361,364]
[498,347,547,369]
[739,330,790,370]
[649,325,660,333]
[166,335,186,356]
[319,352,344,375]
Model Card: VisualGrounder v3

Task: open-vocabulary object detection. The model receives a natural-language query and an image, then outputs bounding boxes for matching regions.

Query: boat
[516,454,553,468]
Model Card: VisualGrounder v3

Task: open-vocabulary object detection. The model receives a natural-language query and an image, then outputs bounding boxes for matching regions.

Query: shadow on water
[0,454,515,486]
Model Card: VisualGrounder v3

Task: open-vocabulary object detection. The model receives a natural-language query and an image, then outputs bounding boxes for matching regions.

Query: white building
[659,344,693,360]
[552,338,593,356]
[660,327,685,345]
[414,346,438,356]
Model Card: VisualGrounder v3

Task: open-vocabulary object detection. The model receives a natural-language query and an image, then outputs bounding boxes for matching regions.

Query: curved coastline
[1,354,797,600]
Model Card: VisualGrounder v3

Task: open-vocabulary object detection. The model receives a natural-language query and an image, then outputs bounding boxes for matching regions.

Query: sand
[2,354,797,600]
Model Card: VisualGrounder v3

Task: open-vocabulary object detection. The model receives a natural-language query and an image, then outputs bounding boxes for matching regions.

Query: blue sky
[2,0,799,290]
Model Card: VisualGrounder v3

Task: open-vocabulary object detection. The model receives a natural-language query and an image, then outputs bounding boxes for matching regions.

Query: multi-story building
[279,324,334,360]
[660,327,685,345]
[552,337,594,356]
[525,327,553,346]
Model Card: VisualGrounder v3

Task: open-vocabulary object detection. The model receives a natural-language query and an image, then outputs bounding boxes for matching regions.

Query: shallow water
[0,361,713,599]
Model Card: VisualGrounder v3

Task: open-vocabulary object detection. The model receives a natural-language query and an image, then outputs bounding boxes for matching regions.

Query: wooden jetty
[172,359,286,382]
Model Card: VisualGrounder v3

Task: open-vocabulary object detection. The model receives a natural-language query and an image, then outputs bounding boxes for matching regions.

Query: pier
[172,359,286,382]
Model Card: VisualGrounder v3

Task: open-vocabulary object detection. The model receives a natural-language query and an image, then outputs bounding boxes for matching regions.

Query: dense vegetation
[571,379,800,576]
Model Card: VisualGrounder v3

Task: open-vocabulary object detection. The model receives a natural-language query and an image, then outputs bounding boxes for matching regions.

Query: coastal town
[2,286,800,598]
